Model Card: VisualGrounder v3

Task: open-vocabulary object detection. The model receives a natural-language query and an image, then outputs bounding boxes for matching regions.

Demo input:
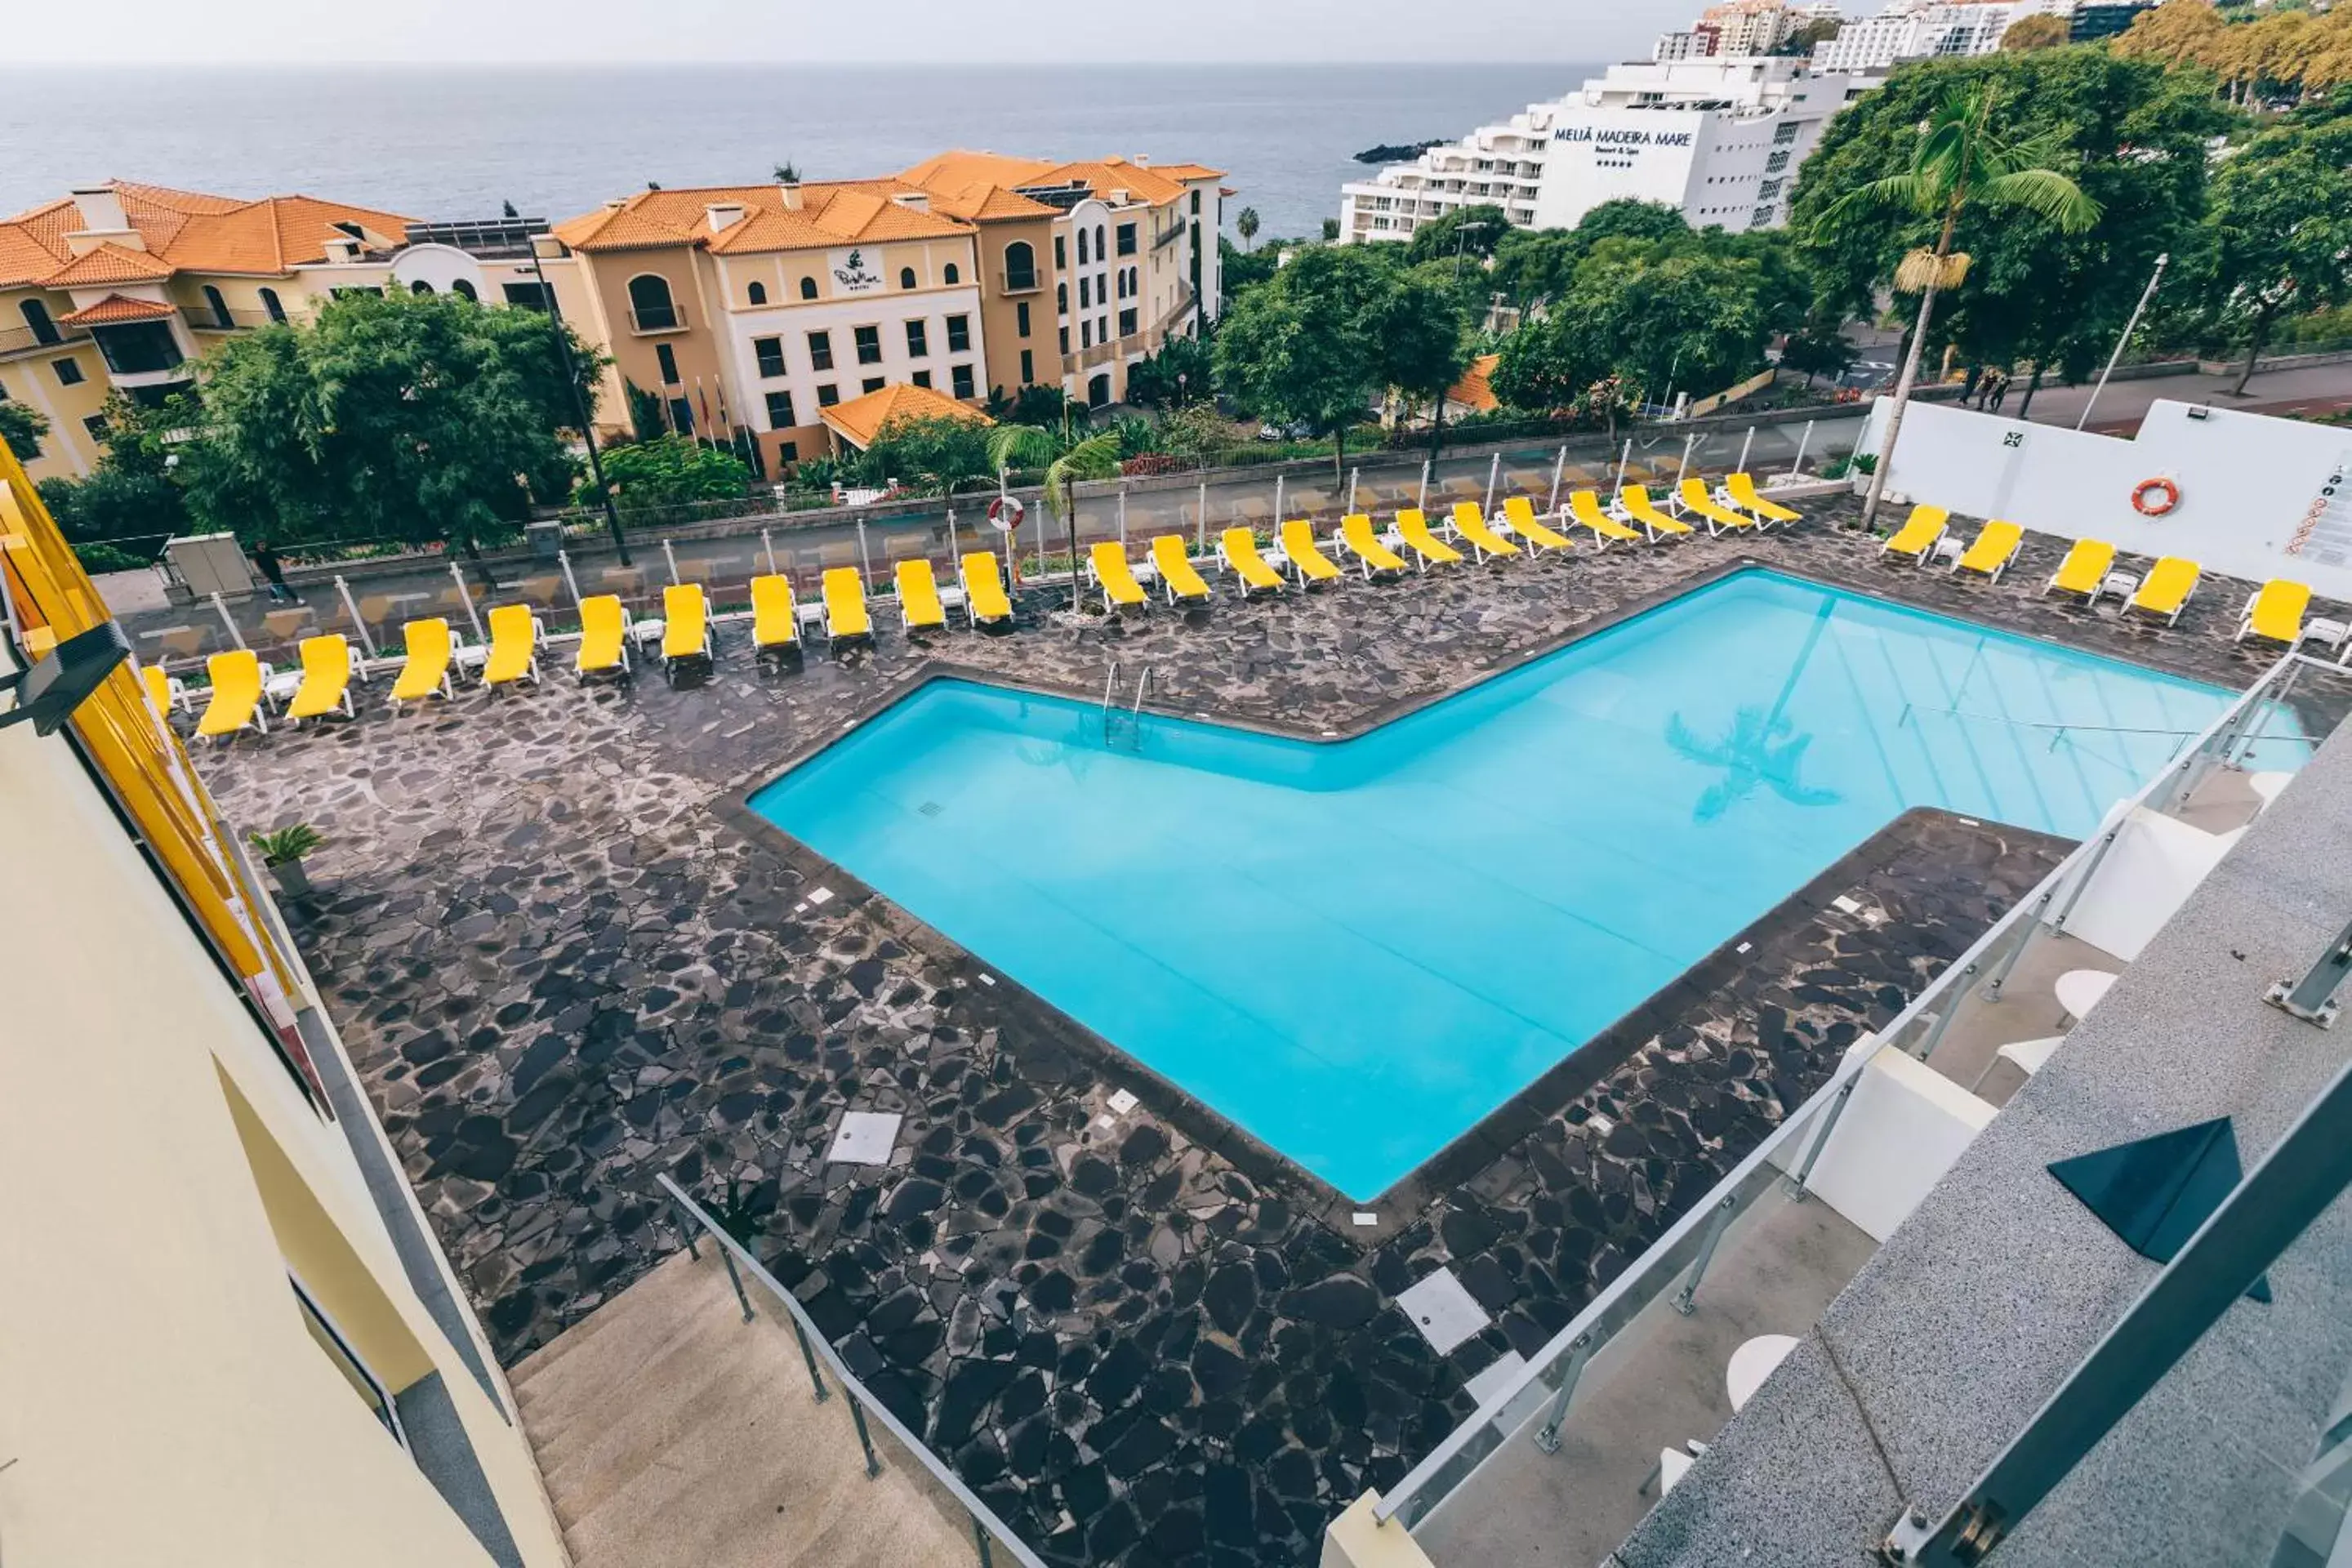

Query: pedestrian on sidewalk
[1987,368,2013,414]
[252,539,299,604]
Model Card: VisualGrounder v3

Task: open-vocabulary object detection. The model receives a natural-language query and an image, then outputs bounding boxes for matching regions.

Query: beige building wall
[0,662,567,1566]
[0,322,111,482]
[970,216,1054,404]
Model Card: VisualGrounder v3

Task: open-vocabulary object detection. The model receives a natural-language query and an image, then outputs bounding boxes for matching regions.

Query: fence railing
[656,1174,1048,1568]
[1374,651,2340,1533]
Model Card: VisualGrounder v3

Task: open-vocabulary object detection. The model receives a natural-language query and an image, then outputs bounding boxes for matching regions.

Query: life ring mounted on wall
[2132,476,2181,517]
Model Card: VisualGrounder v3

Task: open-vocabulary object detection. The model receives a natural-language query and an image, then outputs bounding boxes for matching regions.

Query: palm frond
[1982,167,2104,233]
[1895,247,1971,292]
[1815,171,1937,231]
[1039,431,1123,519]
[983,423,1058,471]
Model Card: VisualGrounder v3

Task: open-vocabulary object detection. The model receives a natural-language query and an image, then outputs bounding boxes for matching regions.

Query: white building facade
[1813,0,2067,71]
[1339,58,1866,245]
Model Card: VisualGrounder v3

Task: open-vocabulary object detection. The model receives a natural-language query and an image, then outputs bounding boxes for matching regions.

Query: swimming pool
[751,569,2302,1198]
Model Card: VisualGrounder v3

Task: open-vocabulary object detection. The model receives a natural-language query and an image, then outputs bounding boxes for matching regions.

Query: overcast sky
[9,0,1683,64]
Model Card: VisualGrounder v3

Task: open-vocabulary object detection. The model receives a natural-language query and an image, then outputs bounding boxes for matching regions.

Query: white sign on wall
[827,247,886,296]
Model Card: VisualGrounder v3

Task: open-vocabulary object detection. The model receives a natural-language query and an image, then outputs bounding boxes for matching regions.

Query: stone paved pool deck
[194,494,2351,1568]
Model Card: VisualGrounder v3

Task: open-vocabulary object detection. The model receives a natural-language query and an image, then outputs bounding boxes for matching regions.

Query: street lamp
[522,220,631,568]
[2076,252,2169,432]
[1452,220,1495,283]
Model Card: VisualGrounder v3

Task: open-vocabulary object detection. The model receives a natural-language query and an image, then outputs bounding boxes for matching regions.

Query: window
[92,321,181,376]
[410,280,434,296]
[764,390,796,427]
[626,274,678,331]
[1015,301,1031,337]
[946,314,970,353]
[1054,234,1067,270]
[862,376,886,394]
[753,336,786,377]
[951,363,975,400]
[1057,283,1069,315]
[1098,315,1109,344]
[899,265,918,290]
[912,369,933,388]
[906,318,929,357]
[1080,319,1092,349]
[500,282,548,311]
[260,286,287,322]
[1190,190,1201,214]
[944,262,960,284]
[1119,308,1137,338]
[451,278,478,301]
[655,342,680,385]
[1003,240,1037,292]
[203,285,234,327]
[853,324,882,364]
[779,440,799,463]
[55,356,86,386]
[668,395,695,432]
[808,330,834,370]
[1095,225,1107,261]
[292,1276,405,1450]
[1079,277,1091,310]
[800,275,819,301]
[1775,122,1800,145]
[20,299,60,346]
[82,412,108,443]
[747,280,767,305]
[1058,326,1069,354]
[1116,222,1137,256]
[816,383,840,407]
[1020,348,1034,384]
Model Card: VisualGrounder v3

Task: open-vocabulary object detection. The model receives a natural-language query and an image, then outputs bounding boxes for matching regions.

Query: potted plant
[249,824,325,900]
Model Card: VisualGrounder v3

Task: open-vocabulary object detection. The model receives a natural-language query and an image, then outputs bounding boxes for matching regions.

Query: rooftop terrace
[191,490,2352,1567]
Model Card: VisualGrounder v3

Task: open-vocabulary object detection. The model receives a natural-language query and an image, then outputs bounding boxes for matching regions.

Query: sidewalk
[1973,360,2352,435]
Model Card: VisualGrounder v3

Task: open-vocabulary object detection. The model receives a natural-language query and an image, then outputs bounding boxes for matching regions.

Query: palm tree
[1819,84,2101,530]
[986,413,1123,612]
[1236,207,1261,251]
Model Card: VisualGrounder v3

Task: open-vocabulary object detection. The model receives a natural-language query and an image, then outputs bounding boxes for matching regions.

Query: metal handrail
[655,1174,1049,1568]
[1895,701,2205,740]
[1374,651,2320,1528]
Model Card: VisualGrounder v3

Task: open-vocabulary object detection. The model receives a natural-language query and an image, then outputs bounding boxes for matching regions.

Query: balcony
[998,270,1042,296]
[187,306,283,332]
[0,322,90,358]
[627,305,688,335]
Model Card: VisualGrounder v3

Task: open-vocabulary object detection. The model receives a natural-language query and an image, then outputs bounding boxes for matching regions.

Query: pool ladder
[1102,663,1154,750]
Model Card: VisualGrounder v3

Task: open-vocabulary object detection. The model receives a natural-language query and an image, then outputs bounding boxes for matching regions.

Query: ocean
[1,63,1592,243]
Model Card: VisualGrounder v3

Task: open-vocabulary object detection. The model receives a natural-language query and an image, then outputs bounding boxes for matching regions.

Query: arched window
[259,287,286,323]
[1057,283,1068,314]
[203,284,234,328]
[1003,241,1036,292]
[411,279,434,295]
[1077,228,1089,265]
[627,274,678,331]
[20,299,58,346]
[747,280,767,305]
[800,276,818,301]
[451,278,478,301]
[943,262,960,285]
[899,266,917,290]
[1096,225,1107,261]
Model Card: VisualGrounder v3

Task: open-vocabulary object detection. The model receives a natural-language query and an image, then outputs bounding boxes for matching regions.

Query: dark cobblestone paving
[197,494,2342,1567]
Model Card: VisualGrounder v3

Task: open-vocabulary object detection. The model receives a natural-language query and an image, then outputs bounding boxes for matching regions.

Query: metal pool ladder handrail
[655,1174,1049,1568]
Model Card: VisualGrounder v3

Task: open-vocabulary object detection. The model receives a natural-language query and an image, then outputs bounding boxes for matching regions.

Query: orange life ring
[2132,477,2180,517]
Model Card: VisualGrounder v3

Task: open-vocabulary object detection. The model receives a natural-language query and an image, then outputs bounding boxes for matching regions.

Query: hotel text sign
[1554,127,1695,148]
[828,247,886,296]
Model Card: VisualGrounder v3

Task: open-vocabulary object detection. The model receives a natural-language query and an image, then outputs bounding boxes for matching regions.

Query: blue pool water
[751,570,2302,1198]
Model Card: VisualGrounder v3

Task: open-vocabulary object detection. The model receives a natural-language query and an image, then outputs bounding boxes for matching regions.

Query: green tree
[624,380,669,443]
[1490,317,1592,412]
[1214,244,1393,485]
[33,393,194,567]
[583,434,749,519]
[1220,235,1285,300]
[1125,332,1214,408]
[1779,324,1859,388]
[2195,135,2352,392]
[2000,13,2071,49]
[1384,261,1476,452]
[853,413,996,495]
[1405,203,1511,270]
[986,416,1122,609]
[0,399,47,462]
[1577,198,1692,244]
[1809,78,2101,527]
[1780,16,1842,53]
[1236,207,1261,250]
[1321,217,1342,243]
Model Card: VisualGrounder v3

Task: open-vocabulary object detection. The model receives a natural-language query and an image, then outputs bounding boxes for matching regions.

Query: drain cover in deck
[1397,1267,1492,1355]
[826,1110,903,1166]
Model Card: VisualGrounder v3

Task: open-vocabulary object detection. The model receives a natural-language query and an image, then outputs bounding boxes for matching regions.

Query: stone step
[510,1244,712,1392]
[538,1303,767,1499]
[514,1253,740,1425]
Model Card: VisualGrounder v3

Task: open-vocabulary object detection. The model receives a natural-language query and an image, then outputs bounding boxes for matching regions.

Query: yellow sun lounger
[896,559,948,633]
[2043,539,2118,603]
[1500,497,1574,554]
[482,604,541,688]
[1151,535,1212,605]
[196,649,270,739]
[1878,504,1949,565]
[751,573,801,659]
[2237,578,2313,647]
[286,634,362,720]
[1339,513,1407,577]
[1089,542,1149,610]
[1282,519,1344,585]
[389,617,457,709]
[822,568,872,644]
[1677,479,1754,535]
[1396,509,1463,569]
[661,584,712,679]
[576,595,632,679]
[2125,556,2200,625]
[1622,486,1693,541]
[1449,502,1519,563]
[1953,521,2025,585]
[960,552,1014,628]
[1220,528,1287,596]
[141,663,185,719]
[1723,472,1800,525]
[1570,491,1644,546]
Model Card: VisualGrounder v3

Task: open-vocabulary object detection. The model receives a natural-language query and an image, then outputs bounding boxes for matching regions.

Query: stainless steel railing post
[1531,1330,1596,1454]
[790,1313,831,1403]
[1789,1075,1860,1202]
[1671,1193,1738,1315]
[973,1517,996,1567]
[718,1246,754,1324]
[848,1389,881,1478]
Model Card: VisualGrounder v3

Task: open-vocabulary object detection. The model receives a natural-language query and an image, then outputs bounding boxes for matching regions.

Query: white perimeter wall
[1864,396,2352,599]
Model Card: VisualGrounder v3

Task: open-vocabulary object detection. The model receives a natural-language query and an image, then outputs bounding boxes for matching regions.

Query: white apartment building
[1813,0,2067,70]
[1340,57,1866,246]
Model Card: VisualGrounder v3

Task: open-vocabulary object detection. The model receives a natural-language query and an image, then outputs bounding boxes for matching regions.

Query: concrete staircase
[510,1248,978,1568]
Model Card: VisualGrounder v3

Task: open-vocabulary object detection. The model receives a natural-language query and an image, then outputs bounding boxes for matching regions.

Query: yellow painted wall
[973,217,1054,403]
[0,675,567,1566]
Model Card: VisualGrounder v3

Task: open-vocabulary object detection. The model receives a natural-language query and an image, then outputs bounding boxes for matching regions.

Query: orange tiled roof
[1448,353,1501,414]
[1147,163,1227,182]
[552,180,974,256]
[898,151,1217,212]
[817,381,991,450]
[926,184,1059,224]
[40,240,173,287]
[0,180,412,287]
[59,292,177,326]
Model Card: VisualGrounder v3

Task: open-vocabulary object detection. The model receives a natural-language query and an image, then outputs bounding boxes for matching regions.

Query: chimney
[778,180,804,212]
[1107,189,1129,207]
[323,236,362,264]
[890,191,930,212]
[69,185,131,237]
[706,201,746,233]
[604,198,626,212]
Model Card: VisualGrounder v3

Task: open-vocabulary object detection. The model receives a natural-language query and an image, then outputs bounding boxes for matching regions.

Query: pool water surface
[750,569,2300,1198]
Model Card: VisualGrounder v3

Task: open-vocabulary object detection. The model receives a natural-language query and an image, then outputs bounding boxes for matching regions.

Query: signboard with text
[827,247,886,296]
